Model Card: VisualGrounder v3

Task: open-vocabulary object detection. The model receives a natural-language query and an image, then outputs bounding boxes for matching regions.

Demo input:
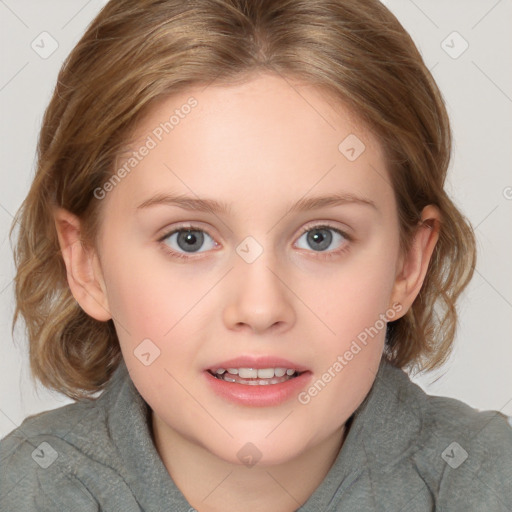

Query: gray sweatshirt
[1,357,511,511]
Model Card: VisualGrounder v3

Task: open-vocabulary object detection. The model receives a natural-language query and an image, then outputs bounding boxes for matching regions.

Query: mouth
[204,357,312,406]
[207,367,304,386]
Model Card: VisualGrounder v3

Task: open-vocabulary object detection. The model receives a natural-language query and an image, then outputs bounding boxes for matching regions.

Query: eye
[159,225,217,258]
[158,222,351,261]
[295,224,350,255]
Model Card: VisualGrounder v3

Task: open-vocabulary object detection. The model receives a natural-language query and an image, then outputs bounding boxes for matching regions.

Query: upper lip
[206,356,310,373]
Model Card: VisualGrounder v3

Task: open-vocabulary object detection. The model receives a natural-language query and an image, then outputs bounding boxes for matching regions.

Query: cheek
[106,268,169,338]
[101,242,192,337]
[300,245,398,416]
[104,256,202,409]
[298,242,398,409]
[101,245,213,381]
[305,248,398,341]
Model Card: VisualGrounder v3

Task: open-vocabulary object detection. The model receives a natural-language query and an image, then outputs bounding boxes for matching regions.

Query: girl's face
[93,73,406,465]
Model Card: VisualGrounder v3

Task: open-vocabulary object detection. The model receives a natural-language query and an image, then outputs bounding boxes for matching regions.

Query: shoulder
[382,363,512,455]
[0,363,149,511]
[0,400,103,511]
[426,394,512,504]
[415,380,512,464]
[395,368,512,509]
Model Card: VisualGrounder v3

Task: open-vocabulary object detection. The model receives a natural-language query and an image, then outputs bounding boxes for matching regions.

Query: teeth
[239,368,258,378]
[257,368,274,379]
[212,367,298,379]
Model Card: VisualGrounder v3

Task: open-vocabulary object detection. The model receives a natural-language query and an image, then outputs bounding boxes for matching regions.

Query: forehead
[106,73,394,218]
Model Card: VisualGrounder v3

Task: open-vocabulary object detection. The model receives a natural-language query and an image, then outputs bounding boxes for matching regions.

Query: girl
[1,0,511,510]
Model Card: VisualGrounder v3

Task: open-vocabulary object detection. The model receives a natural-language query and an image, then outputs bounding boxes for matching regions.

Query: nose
[222,248,296,335]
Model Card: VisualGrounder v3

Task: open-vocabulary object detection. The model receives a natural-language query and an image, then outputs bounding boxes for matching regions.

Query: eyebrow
[136,192,378,215]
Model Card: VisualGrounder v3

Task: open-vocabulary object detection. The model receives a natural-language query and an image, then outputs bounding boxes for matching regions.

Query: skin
[54,72,440,511]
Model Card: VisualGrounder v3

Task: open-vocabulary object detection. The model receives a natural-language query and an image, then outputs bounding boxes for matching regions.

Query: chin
[204,430,315,468]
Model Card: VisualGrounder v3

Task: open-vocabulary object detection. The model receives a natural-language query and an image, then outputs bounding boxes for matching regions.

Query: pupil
[178,230,204,252]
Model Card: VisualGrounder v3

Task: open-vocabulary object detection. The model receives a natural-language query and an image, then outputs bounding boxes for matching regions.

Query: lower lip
[204,370,312,407]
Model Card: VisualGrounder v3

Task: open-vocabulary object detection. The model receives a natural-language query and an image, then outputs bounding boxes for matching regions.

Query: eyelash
[158,223,352,261]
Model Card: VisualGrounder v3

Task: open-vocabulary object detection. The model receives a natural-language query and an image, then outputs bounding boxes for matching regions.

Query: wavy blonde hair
[11,0,476,400]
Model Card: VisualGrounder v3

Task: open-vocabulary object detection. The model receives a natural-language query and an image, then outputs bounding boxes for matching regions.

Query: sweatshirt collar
[299,356,425,510]
[104,361,191,511]
[104,356,423,511]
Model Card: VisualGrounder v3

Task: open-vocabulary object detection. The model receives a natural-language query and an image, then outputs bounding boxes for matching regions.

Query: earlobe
[389,205,441,316]
[53,207,112,322]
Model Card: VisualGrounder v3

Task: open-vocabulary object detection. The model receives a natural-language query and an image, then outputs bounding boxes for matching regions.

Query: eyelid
[296,221,353,242]
[158,222,214,240]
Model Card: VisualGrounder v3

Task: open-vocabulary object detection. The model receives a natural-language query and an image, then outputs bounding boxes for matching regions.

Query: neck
[151,412,348,512]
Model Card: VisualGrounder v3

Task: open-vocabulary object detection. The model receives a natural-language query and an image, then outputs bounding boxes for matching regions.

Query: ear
[53,207,112,321]
[389,205,441,317]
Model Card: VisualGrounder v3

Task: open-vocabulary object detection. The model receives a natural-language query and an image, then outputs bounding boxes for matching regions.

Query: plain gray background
[0,0,511,438]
